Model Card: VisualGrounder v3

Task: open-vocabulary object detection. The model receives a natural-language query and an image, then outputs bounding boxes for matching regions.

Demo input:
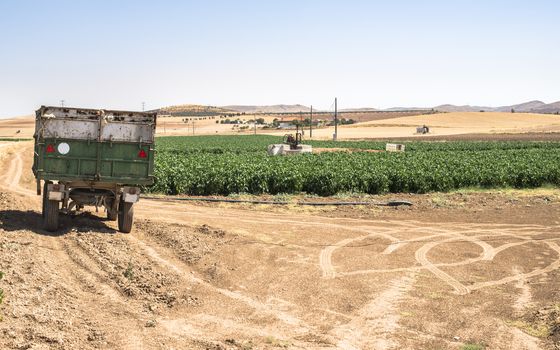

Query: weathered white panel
[42,119,99,140]
[101,122,154,142]
[36,106,157,143]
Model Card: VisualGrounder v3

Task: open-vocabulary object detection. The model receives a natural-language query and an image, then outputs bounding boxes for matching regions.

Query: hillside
[222,104,310,114]
[434,104,492,112]
[493,100,547,112]
[156,104,235,116]
[532,101,560,114]
[435,100,560,113]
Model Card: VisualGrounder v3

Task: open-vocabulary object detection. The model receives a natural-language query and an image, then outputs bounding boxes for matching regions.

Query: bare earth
[0,143,559,349]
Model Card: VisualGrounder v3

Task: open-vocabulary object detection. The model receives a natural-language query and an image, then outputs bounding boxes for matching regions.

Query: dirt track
[0,143,559,349]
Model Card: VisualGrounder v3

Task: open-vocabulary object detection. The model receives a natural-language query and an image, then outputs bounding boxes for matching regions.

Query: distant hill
[435,100,560,114]
[340,107,379,112]
[532,101,560,114]
[434,104,492,112]
[493,100,547,112]
[155,100,560,117]
[155,104,235,116]
[383,107,434,112]
[222,104,311,114]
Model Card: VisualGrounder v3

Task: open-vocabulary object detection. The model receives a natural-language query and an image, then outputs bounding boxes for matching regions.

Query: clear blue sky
[0,0,558,117]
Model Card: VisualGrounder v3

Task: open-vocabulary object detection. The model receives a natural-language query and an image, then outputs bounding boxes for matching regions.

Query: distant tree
[511,108,515,113]
[256,118,265,125]
[215,120,219,124]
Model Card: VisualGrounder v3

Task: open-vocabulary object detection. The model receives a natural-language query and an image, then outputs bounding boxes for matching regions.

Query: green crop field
[151,135,560,196]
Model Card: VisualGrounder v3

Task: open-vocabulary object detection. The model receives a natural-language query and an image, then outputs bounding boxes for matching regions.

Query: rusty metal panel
[101,121,154,142]
[43,119,99,139]
[35,106,156,143]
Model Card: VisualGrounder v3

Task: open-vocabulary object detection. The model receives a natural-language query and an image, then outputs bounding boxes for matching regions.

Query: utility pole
[333,97,338,141]
[142,102,145,111]
[60,100,65,107]
[254,114,256,135]
[192,121,195,135]
[299,111,303,135]
[310,105,313,138]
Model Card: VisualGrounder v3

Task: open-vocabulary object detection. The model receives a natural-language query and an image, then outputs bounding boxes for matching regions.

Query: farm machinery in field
[267,125,312,156]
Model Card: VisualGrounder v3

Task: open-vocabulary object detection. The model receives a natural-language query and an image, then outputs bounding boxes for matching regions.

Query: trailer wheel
[118,201,134,233]
[44,198,59,232]
[42,181,52,218]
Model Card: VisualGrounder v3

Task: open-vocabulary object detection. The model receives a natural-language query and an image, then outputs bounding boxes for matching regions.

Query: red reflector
[46,144,55,153]
[138,149,147,158]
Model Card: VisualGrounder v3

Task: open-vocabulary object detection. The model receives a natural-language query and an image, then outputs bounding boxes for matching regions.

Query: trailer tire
[118,201,134,233]
[44,199,59,232]
[42,181,52,218]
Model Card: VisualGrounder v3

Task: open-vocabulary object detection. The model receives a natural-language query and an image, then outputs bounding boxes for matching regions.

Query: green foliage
[0,271,4,309]
[461,343,485,350]
[0,138,31,142]
[123,262,134,280]
[151,136,560,196]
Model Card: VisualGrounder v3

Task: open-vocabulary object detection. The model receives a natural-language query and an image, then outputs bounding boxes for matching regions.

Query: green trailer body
[32,106,157,233]
[34,138,155,185]
[33,106,156,184]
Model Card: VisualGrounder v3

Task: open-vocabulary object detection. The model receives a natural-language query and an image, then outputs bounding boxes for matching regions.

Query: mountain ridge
[153,100,560,116]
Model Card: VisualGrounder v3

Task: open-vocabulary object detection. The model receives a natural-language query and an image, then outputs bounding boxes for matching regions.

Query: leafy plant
[0,271,4,321]
[461,343,485,350]
[123,262,134,280]
[150,136,560,196]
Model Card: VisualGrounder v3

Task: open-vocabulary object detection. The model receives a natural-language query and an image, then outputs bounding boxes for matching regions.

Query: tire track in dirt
[0,145,35,196]
[140,196,560,299]
[30,233,148,350]
[512,266,533,314]
[331,274,416,350]
[415,240,470,295]
[322,223,560,295]
[61,237,132,303]
[128,235,313,334]
[469,241,560,292]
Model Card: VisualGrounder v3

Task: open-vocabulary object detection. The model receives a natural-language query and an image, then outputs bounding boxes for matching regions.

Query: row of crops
[150,136,560,196]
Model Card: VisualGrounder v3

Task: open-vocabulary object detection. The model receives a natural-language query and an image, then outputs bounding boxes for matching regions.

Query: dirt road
[0,143,559,349]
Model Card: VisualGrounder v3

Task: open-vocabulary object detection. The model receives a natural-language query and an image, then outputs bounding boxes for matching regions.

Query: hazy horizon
[1,0,559,118]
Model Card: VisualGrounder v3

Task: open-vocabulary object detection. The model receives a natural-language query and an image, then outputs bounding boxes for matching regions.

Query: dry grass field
[2,111,560,140]
[284,112,560,140]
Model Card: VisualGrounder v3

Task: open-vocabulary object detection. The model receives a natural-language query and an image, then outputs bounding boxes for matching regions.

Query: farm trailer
[32,106,157,233]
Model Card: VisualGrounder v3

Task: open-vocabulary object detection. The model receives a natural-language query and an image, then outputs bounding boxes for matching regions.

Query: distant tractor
[268,125,312,156]
[416,125,430,134]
